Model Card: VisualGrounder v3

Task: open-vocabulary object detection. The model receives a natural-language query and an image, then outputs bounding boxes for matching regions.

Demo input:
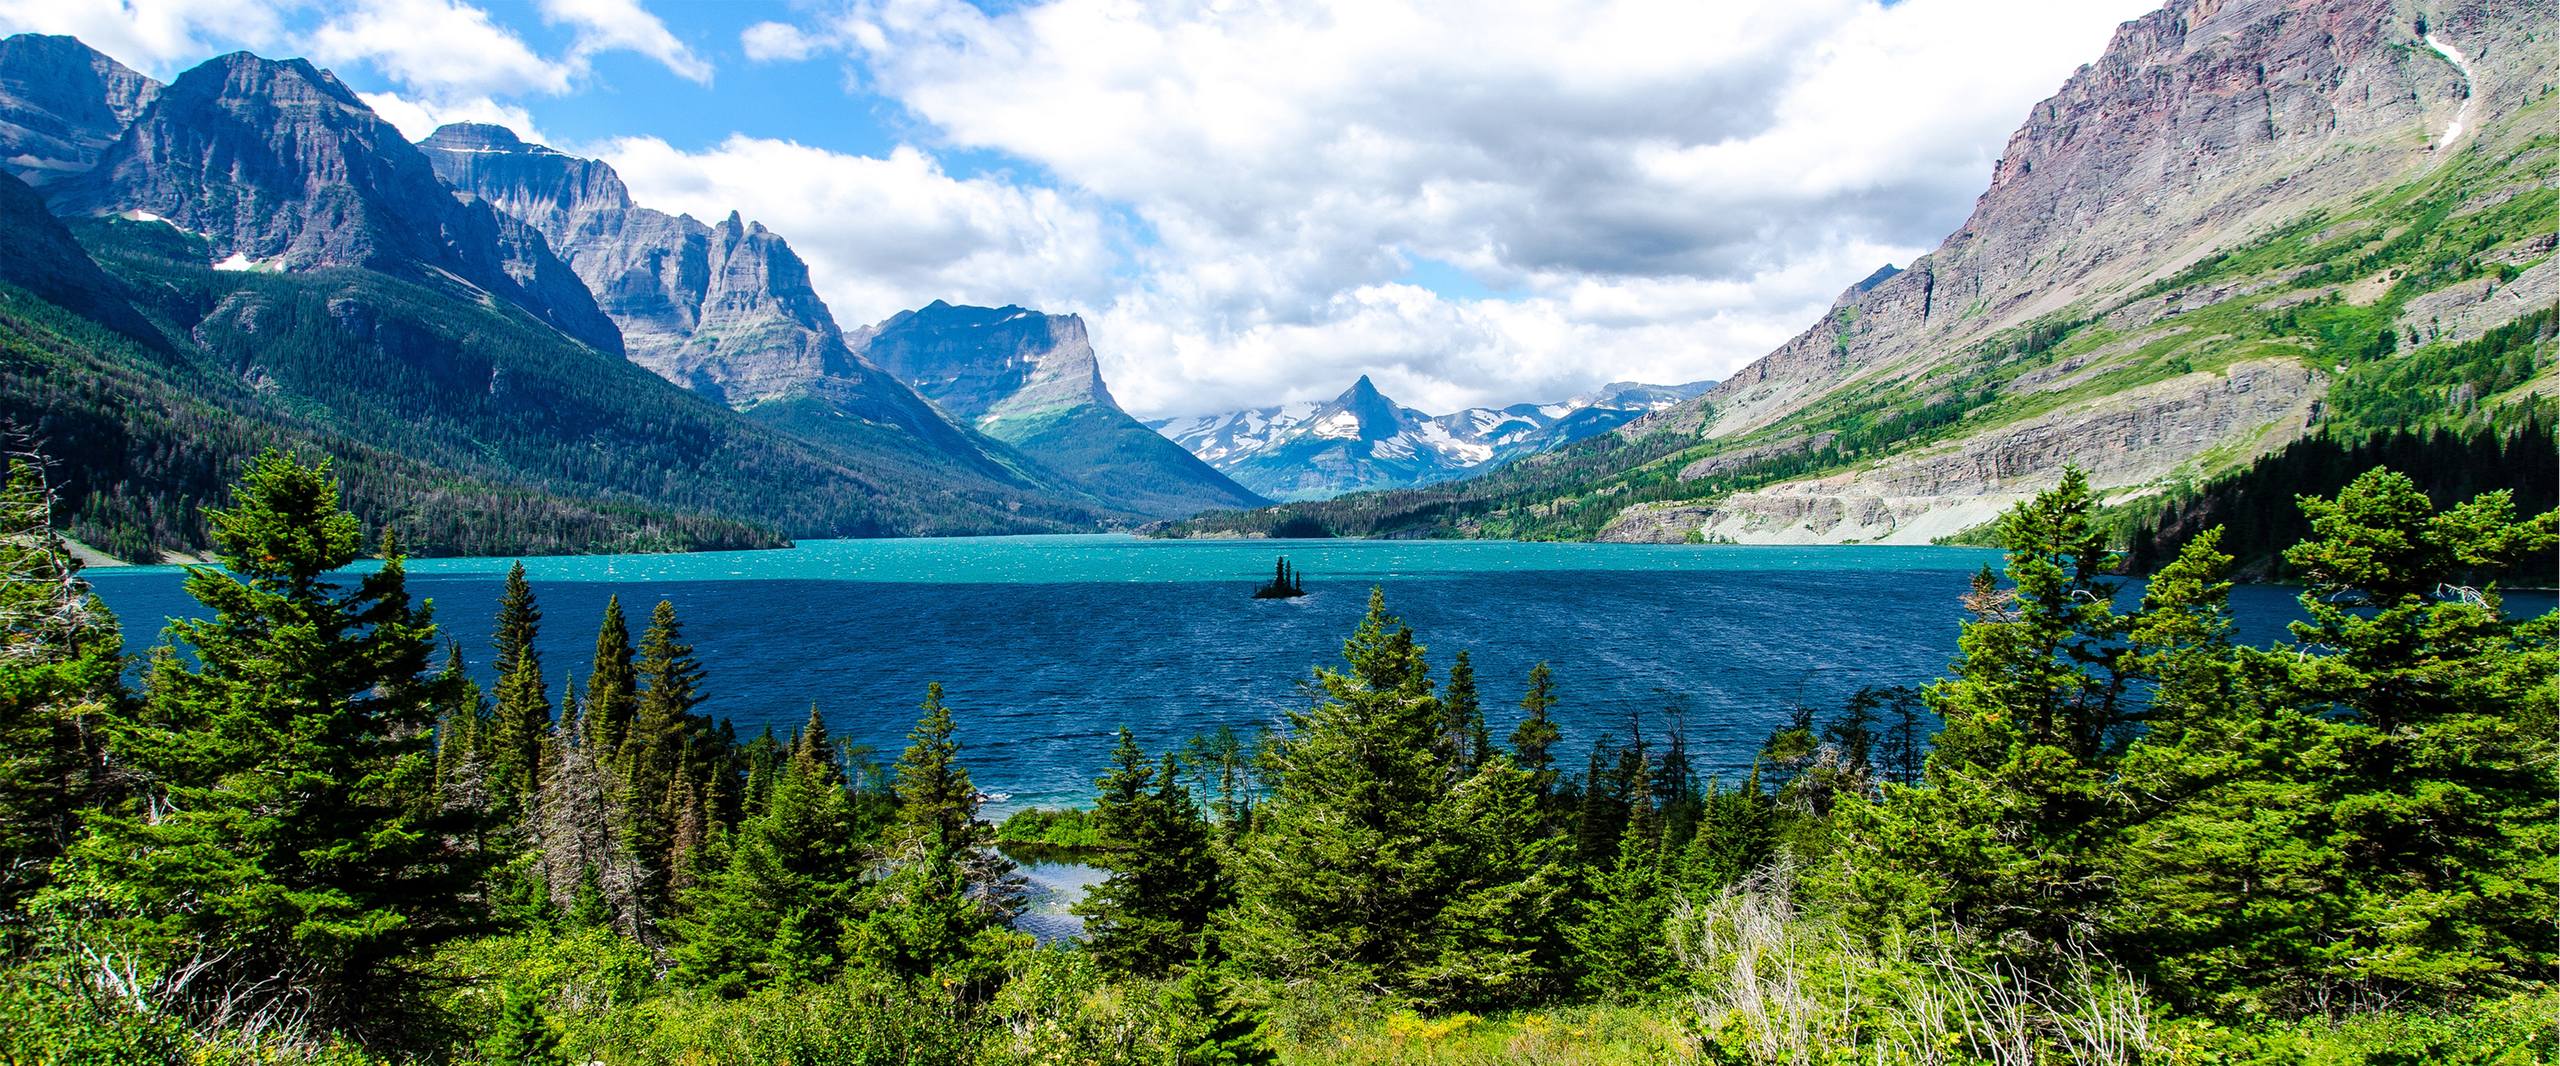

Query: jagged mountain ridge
[1171,0,2556,542]
[416,123,1065,498]
[1152,375,1713,501]
[43,51,622,355]
[860,301,1267,516]
[420,123,864,403]
[421,125,1253,519]
[0,36,1123,553]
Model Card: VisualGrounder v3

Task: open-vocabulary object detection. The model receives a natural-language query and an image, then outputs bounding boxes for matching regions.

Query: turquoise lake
[82,535,2529,812]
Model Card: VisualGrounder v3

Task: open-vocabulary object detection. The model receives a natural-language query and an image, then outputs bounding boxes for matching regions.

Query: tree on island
[1253,557,1307,598]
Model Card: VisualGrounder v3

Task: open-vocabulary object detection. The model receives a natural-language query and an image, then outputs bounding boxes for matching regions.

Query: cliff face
[861,301,1119,424]
[418,124,1085,496]
[0,34,158,186]
[422,123,870,403]
[47,55,620,354]
[1595,0,2557,544]
[861,302,1267,516]
[1657,0,2473,441]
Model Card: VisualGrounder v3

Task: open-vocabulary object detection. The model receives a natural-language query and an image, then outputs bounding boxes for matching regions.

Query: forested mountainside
[1150,376,1712,501]
[1168,0,2556,544]
[0,38,1133,558]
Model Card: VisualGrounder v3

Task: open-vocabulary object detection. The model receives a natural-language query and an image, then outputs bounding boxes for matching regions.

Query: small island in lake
[1254,557,1308,598]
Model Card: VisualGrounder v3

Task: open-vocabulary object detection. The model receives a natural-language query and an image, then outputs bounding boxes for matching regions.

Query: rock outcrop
[0,34,158,186]
[418,123,1082,493]
[47,54,620,354]
[423,123,858,401]
[861,302,1267,516]
[1604,360,2327,544]
[1596,0,2554,543]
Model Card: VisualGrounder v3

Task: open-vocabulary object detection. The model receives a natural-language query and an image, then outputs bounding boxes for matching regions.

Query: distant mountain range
[1172,0,2555,543]
[0,35,1286,559]
[1152,376,1711,501]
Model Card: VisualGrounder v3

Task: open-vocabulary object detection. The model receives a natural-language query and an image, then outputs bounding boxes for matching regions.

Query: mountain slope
[0,180,782,560]
[46,51,622,355]
[1170,0,2557,542]
[1153,376,1712,500]
[860,301,1267,517]
[416,123,1078,504]
[1,44,1112,554]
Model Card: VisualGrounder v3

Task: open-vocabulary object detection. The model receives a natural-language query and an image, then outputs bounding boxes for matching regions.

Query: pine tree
[848,841,1018,996]
[1161,950,1279,1066]
[537,690,648,942]
[1079,734,1229,978]
[583,595,638,762]
[1510,661,1562,797]
[1840,469,2131,949]
[55,452,480,1035]
[2115,472,2557,1009]
[432,643,489,807]
[1678,772,1774,895]
[1571,799,1673,999]
[673,705,863,994]
[1224,588,1454,991]
[620,598,704,904]
[893,682,977,853]
[0,458,122,912]
[480,980,564,1066]
[1409,754,1570,1010]
[487,562,549,805]
[1440,649,1487,782]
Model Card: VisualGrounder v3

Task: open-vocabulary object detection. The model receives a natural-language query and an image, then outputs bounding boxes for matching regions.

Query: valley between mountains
[0,0,2551,564]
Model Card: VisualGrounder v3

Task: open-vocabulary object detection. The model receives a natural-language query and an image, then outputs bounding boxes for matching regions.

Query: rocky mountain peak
[1644,0,2489,441]
[48,52,621,353]
[420,121,632,231]
[1316,374,1423,442]
[862,303,1116,424]
[0,33,159,186]
[418,121,534,153]
[1849,264,1901,294]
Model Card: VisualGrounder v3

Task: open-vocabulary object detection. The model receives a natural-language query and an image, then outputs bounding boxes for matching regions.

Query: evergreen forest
[0,449,2552,1064]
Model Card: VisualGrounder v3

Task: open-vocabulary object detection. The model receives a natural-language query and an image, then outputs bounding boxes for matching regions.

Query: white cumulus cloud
[306,0,572,97]
[739,0,2156,418]
[0,0,289,75]
[739,20,820,62]
[541,0,712,84]
[596,135,1119,335]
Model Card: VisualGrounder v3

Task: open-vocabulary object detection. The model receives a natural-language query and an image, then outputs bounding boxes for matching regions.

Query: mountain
[0,40,1114,556]
[1172,0,2556,542]
[0,34,158,187]
[415,123,1069,498]
[43,51,622,355]
[858,301,1266,517]
[0,167,786,560]
[1152,375,1713,501]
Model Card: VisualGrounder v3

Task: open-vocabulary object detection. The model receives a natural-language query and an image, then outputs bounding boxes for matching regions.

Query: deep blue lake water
[80,535,2548,811]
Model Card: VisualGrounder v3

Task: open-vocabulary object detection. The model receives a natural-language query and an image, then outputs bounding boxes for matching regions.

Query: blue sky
[2,0,2156,417]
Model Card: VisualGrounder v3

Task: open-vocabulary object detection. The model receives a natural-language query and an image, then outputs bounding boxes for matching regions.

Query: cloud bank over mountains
[0,0,2152,417]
